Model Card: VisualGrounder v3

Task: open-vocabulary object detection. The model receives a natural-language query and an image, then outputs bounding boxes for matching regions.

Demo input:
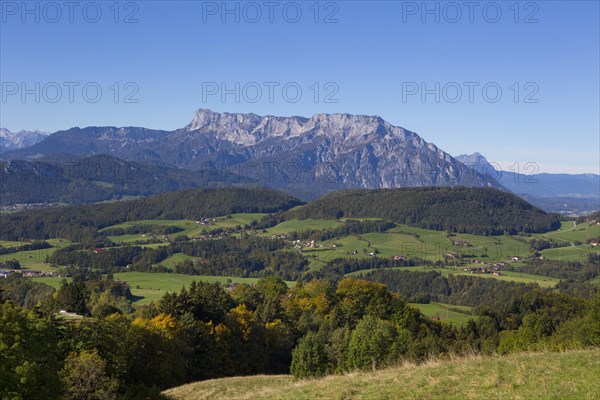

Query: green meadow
[33,276,70,289]
[348,265,559,288]
[103,213,268,244]
[114,272,259,305]
[260,218,343,235]
[0,238,72,272]
[34,272,295,305]
[290,224,532,271]
[541,220,599,243]
[101,215,594,268]
[157,253,197,269]
[0,240,26,248]
[409,302,474,326]
[540,245,596,262]
[113,272,295,305]
[21,215,596,299]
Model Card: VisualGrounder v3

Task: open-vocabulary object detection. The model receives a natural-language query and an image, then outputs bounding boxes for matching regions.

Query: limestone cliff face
[179,109,496,191]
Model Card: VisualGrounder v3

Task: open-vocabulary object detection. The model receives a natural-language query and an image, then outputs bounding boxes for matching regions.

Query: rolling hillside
[0,187,302,241]
[286,187,561,235]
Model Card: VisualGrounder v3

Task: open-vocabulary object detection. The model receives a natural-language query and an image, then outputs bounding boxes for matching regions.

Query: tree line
[48,236,310,281]
[0,187,302,242]
[100,224,184,236]
[0,240,52,256]
[1,274,598,399]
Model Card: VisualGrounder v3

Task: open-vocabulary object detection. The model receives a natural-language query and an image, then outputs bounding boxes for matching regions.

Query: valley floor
[163,349,600,400]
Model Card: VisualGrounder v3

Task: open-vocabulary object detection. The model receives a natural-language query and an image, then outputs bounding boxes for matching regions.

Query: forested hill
[0,187,302,241]
[0,186,560,241]
[0,155,249,205]
[286,187,560,235]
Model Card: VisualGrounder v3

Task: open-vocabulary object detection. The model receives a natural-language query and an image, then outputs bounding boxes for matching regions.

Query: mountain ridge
[0,154,249,205]
[3,109,502,200]
[456,153,600,213]
[0,128,49,152]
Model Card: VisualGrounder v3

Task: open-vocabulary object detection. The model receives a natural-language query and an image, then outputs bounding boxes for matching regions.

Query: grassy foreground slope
[164,349,600,400]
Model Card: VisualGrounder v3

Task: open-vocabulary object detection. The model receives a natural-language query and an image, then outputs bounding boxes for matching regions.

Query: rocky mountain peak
[456,152,491,166]
[185,109,410,146]
[455,153,499,176]
[0,128,50,151]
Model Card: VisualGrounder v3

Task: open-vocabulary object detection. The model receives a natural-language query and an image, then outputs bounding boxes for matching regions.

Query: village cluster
[0,268,55,279]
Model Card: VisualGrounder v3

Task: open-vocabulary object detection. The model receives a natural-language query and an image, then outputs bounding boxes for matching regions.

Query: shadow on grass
[130,294,147,303]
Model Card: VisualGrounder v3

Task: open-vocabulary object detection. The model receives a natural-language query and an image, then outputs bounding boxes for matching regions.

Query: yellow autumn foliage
[132,313,180,339]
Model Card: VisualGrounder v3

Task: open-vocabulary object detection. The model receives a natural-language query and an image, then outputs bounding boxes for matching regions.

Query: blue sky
[1,0,598,173]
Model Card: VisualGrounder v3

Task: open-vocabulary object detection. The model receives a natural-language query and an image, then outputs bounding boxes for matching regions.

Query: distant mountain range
[2,109,500,200]
[455,153,599,213]
[0,128,49,152]
[1,110,597,213]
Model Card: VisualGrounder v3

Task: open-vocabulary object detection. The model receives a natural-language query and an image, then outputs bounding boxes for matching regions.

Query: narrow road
[546,221,577,247]
[562,221,577,233]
